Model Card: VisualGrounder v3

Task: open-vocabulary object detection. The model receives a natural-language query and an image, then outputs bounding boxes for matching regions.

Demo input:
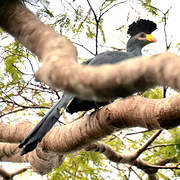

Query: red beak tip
[152,38,157,42]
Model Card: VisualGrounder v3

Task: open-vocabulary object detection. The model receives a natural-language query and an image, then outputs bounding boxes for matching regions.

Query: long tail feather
[19,93,73,155]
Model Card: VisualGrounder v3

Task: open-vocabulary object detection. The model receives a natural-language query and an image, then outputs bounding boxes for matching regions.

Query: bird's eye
[140,33,146,38]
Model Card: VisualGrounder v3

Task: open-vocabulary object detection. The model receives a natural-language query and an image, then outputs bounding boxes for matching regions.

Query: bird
[19,19,157,155]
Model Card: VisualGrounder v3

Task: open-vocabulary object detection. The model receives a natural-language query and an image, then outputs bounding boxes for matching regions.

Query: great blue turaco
[19,19,157,155]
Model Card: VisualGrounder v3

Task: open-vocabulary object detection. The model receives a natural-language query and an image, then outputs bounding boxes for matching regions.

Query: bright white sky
[47,0,180,58]
[1,0,180,179]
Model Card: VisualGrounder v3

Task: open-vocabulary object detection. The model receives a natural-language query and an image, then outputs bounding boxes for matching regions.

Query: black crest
[127,19,157,37]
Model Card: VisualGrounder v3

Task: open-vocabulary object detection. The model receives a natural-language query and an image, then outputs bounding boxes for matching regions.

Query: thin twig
[134,129,163,159]
[100,1,127,18]
[147,143,180,150]
[86,0,99,55]
[72,41,95,56]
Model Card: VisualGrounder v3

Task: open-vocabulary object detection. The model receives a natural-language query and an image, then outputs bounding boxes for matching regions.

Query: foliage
[138,0,159,16]
[48,151,108,180]
[143,87,163,99]
[4,42,25,84]
[0,34,56,123]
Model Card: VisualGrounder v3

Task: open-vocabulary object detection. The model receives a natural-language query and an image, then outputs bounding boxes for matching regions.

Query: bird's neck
[126,44,142,57]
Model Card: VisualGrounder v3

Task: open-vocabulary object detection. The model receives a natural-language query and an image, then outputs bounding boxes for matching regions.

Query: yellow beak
[146,34,157,42]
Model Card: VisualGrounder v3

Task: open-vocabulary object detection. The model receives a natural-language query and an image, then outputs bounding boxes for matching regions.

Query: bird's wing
[89,51,134,66]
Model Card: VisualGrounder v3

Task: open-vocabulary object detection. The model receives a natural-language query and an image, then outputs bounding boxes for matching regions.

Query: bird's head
[133,32,157,46]
[127,31,157,51]
[126,19,157,54]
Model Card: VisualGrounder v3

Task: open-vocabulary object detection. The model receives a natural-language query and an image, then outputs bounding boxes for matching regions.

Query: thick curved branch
[0,96,180,154]
[0,142,65,175]
[0,95,179,173]
[1,1,180,101]
[35,52,180,101]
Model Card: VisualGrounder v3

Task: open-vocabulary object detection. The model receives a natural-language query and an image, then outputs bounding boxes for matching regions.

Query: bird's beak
[146,34,157,42]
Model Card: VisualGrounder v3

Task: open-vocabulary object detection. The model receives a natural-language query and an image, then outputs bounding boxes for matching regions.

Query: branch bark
[1,1,180,101]
[0,95,179,173]
[1,95,180,153]
[0,142,65,175]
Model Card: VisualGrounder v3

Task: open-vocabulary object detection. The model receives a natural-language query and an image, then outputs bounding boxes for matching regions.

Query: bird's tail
[19,94,73,155]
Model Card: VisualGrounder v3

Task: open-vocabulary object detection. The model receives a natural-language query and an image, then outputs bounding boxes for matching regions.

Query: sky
[47,0,180,58]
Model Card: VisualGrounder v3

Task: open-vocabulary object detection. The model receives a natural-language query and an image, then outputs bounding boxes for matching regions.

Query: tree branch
[0,166,31,180]
[0,142,65,175]
[147,143,180,150]
[0,96,180,153]
[133,130,162,159]
[1,1,180,102]
[85,142,180,177]
[0,95,180,173]
[85,130,162,163]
